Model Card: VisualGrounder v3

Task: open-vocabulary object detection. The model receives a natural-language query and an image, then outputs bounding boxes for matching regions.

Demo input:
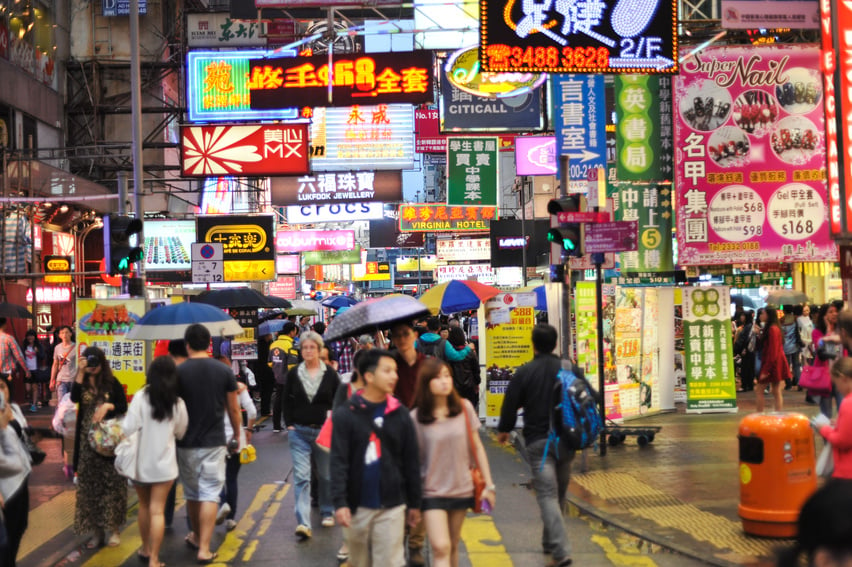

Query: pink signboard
[674,45,836,265]
[269,278,297,300]
[276,230,355,253]
[515,136,557,176]
[276,254,300,274]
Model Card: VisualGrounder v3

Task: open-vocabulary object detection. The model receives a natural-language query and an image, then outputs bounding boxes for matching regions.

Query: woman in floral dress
[71,346,128,548]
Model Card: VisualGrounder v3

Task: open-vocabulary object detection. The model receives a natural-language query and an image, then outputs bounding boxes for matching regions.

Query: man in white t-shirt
[49,326,76,401]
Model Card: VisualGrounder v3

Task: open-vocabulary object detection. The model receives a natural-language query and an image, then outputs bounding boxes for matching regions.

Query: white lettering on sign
[497,236,528,249]
[275,230,355,252]
[296,172,376,202]
[264,127,306,159]
[286,202,384,224]
[435,263,495,283]
[436,238,491,261]
[26,287,72,304]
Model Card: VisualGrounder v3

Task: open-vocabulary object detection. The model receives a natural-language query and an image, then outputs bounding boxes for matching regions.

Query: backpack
[417,338,446,360]
[552,367,603,451]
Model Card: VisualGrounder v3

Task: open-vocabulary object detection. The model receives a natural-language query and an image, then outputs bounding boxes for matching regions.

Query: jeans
[524,438,573,562]
[220,453,242,519]
[57,381,73,401]
[271,383,285,430]
[288,425,333,528]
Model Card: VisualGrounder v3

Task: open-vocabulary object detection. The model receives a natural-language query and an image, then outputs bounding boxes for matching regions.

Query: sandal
[185,534,200,550]
[197,552,218,565]
[106,532,121,547]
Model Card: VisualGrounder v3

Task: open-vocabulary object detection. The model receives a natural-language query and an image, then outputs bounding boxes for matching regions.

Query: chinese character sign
[550,74,607,180]
[196,215,276,282]
[674,45,836,265]
[398,204,497,232]
[248,51,434,109]
[447,137,499,207]
[615,75,674,181]
[682,287,737,412]
[613,183,674,273]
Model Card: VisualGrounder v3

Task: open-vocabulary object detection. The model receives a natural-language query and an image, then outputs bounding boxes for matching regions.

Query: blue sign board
[102,0,147,16]
[438,70,544,133]
[550,74,607,181]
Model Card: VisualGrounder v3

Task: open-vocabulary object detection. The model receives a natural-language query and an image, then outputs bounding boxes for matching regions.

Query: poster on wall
[76,299,147,395]
[601,284,619,420]
[575,282,599,384]
[682,286,737,412]
[613,287,660,420]
[674,44,837,265]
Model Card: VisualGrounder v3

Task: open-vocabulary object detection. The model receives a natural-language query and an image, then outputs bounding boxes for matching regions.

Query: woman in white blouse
[121,356,188,567]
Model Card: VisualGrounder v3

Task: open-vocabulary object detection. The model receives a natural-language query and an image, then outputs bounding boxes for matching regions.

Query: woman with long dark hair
[734,311,755,392]
[412,358,495,567]
[21,329,48,412]
[446,327,481,409]
[121,356,188,567]
[71,346,128,548]
[756,306,790,412]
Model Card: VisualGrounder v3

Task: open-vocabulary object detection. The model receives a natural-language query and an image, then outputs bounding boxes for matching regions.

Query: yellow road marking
[461,514,514,567]
[244,483,289,560]
[241,539,258,562]
[17,491,77,560]
[214,483,279,564]
[591,534,660,567]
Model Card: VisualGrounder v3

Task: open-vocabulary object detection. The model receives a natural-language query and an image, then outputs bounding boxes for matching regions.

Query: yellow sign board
[225,260,275,282]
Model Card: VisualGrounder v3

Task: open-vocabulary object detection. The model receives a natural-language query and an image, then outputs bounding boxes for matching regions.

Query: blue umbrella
[258,319,287,337]
[321,295,359,309]
[125,302,244,340]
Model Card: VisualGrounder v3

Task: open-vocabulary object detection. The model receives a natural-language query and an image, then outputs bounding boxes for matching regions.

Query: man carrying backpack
[497,324,574,567]
[268,322,300,433]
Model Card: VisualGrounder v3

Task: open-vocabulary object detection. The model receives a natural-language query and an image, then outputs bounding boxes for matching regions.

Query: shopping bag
[816,442,834,477]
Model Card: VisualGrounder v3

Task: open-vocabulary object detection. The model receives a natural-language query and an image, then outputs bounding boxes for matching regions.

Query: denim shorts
[177,446,227,502]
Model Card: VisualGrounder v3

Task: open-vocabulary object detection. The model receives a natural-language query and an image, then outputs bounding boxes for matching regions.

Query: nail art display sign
[674,44,836,265]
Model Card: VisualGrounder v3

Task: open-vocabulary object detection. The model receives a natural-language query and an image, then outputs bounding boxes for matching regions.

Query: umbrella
[732,295,759,310]
[0,302,33,319]
[285,299,321,316]
[193,288,276,309]
[765,289,809,307]
[324,294,430,342]
[258,319,287,337]
[265,296,293,309]
[321,295,359,310]
[418,280,501,315]
[125,302,244,340]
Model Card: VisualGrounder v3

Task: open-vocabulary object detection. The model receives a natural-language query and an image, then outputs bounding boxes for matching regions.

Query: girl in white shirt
[121,356,188,567]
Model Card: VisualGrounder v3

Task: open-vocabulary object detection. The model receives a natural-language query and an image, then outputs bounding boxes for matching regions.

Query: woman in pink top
[411,359,495,567]
[819,357,852,480]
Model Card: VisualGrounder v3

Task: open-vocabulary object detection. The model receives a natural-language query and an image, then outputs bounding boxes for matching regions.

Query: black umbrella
[193,288,277,309]
[265,296,293,309]
[324,294,430,342]
[0,302,33,319]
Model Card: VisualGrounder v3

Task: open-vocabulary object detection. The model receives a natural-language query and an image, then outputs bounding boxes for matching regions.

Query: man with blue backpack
[497,324,601,567]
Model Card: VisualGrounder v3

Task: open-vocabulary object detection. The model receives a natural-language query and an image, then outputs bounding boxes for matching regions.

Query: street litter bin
[738,412,817,538]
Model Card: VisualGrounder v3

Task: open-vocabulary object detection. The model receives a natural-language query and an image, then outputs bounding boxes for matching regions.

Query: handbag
[462,403,487,513]
[88,416,124,457]
[113,430,139,478]
[816,442,834,477]
[799,364,831,391]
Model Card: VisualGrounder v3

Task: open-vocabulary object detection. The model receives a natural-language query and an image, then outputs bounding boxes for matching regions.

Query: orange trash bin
[738,412,817,538]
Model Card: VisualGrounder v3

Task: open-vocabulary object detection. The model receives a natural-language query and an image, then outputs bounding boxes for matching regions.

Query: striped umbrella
[418,280,501,315]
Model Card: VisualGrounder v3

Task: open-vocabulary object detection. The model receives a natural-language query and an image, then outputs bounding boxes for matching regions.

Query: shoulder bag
[462,403,486,513]
[88,415,124,457]
[114,429,139,478]
[799,364,831,391]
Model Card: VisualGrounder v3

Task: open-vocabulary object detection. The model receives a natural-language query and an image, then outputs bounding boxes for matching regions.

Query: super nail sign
[248,51,434,109]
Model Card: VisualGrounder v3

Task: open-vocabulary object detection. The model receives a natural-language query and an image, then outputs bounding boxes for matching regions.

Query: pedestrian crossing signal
[104,214,143,276]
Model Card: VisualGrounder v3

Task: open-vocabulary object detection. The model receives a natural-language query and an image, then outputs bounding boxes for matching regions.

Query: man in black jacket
[497,324,574,567]
[331,348,421,567]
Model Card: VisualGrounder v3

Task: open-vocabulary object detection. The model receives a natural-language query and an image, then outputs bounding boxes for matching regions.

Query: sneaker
[273,429,282,433]
[225,519,237,532]
[295,524,312,540]
[408,547,425,567]
[216,503,231,526]
[29,404,38,413]
[321,516,335,527]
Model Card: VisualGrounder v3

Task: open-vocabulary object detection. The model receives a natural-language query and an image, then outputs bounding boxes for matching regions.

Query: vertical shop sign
[682,287,737,412]
[674,45,836,265]
[613,183,675,275]
[446,137,499,207]
[575,282,598,384]
[615,75,673,181]
[550,74,607,180]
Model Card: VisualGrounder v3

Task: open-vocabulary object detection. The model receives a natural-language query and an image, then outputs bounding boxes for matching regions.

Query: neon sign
[445,46,546,98]
[479,0,678,74]
[248,51,434,109]
[186,50,298,122]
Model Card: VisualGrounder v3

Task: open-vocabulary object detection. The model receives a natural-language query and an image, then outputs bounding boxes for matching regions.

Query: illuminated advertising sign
[276,230,355,253]
[43,255,71,284]
[447,137,499,207]
[26,287,72,304]
[256,0,397,5]
[307,105,415,170]
[398,204,497,232]
[143,220,196,272]
[304,246,362,266]
[550,74,607,180]
[286,203,384,224]
[479,0,678,74]
[248,51,434,109]
[181,124,309,177]
[615,75,674,181]
[187,14,265,47]
[435,264,495,284]
[497,236,529,249]
[396,255,438,272]
[515,136,557,175]
[271,171,402,206]
[186,50,298,122]
[353,261,391,281]
[276,254,300,274]
[446,46,547,98]
[436,238,491,261]
[196,215,276,281]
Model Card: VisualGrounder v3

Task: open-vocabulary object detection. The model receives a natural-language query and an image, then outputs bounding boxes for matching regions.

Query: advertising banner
[415,107,446,153]
[308,105,415,171]
[248,51,433,109]
[435,264,495,283]
[186,50,298,122]
[682,286,737,412]
[447,137,499,207]
[612,288,655,419]
[76,299,147,395]
[276,254,300,274]
[268,278,297,300]
[489,219,551,268]
[352,261,391,281]
[615,76,674,181]
[613,183,675,275]
[196,215,276,281]
[285,203,384,224]
[395,256,438,272]
[102,0,146,16]
[575,282,599,384]
[181,124,309,177]
[43,256,71,284]
[304,246,362,266]
[550,74,607,180]
[143,220,195,272]
[436,238,491,262]
[674,45,836,265]
[275,230,355,253]
[516,136,557,176]
[398,204,496,232]
[187,13,265,47]
[271,171,402,206]
[721,0,819,29]
[369,217,425,248]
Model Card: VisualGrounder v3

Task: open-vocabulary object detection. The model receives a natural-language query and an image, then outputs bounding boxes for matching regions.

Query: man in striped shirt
[0,317,29,394]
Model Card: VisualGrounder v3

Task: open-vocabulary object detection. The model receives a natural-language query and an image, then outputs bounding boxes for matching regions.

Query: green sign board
[615,76,673,182]
[447,136,499,207]
[303,245,362,266]
[613,182,674,275]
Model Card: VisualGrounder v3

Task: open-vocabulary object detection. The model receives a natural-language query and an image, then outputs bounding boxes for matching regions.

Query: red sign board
[822,0,850,236]
[265,20,297,43]
[414,107,517,154]
[269,278,297,300]
[584,222,639,253]
[556,212,610,223]
[248,51,434,109]
[276,230,355,253]
[180,124,309,177]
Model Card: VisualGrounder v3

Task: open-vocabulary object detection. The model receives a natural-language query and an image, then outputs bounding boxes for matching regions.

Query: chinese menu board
[682,286,737,412]
[76,299,147,396]
[674,45,836,265]
[447,137,499,207]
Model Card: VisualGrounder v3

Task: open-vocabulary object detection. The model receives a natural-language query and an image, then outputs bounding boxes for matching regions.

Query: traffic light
[547,194,582,215]
[547,194,583,257]
[104,214,143,275]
